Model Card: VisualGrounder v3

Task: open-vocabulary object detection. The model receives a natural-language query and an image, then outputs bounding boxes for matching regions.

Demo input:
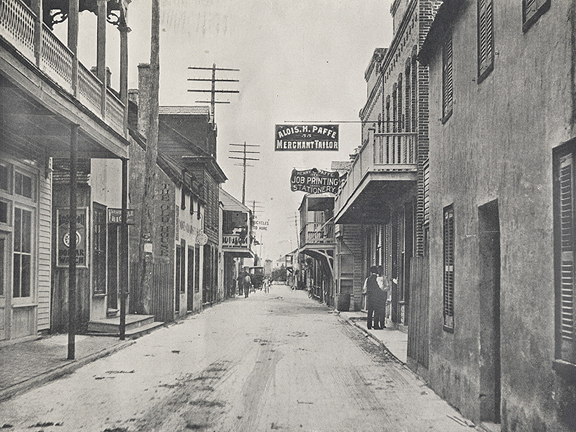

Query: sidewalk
[338,310,408,364]
[0,334,135,401]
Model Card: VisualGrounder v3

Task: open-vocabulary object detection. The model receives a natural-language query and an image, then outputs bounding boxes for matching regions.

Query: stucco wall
[426,1,576,430]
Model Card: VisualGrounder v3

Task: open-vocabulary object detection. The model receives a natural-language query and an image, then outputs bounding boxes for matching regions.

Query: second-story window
[523,0,550,32]
[478,0,494,82]
[442,32,454,121]
[405,63,411,133]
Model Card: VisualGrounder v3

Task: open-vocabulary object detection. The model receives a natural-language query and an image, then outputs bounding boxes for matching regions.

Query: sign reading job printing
[291,168,340,194]
[275,124,339,151]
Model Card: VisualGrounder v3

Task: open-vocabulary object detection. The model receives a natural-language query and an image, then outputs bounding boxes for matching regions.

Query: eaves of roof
[418,0,463,66]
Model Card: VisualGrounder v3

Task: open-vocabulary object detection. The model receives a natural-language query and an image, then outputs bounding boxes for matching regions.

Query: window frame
[553,143,576,371]
[442,30,454,123]
[522,0,551,32]
[443,204,455,332]
[477,0,494,84]
[12,205,34,302]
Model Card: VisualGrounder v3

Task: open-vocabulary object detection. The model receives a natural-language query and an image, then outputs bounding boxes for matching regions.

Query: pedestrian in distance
[237,273,245,297]
[243,272,252,298]
[374,266,391,329]
[362,265,386,330]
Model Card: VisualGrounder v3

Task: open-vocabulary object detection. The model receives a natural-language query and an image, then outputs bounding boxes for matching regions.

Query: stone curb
[334,311,405,365]
[0,340,136,402]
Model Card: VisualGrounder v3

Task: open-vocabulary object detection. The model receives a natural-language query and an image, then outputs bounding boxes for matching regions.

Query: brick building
[334,0,438,375]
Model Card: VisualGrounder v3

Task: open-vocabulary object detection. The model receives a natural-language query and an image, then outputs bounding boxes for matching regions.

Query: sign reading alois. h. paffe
[275,124,339,151]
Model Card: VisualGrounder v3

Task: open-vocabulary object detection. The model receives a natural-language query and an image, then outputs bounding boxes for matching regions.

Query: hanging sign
[56,208,88,268]
[275,124,339,151]
[290,168,340,194]
[108,208,136,225]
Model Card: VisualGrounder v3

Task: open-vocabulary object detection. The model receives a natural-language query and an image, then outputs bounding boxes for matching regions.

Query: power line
[187,64,239,124]
[228,142,260,205]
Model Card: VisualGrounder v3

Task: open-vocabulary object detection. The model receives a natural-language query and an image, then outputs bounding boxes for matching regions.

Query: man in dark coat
[364,266,384,330]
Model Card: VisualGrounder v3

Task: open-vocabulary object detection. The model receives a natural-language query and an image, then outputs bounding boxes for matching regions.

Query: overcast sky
[72,0,394,261]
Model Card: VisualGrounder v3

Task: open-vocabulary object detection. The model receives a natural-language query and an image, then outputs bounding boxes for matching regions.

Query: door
[0,232,7,340]
[93,203,107,295]
[107,226,119,311]
[478,200,501,424]
[187,246,194,311]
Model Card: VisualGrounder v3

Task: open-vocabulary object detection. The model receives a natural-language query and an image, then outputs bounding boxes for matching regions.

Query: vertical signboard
[56,208,88,267]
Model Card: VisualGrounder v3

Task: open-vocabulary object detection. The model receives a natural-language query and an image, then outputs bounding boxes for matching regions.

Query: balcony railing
[336,130,417,212]
[0,0,125,137]
[300,221,335,247]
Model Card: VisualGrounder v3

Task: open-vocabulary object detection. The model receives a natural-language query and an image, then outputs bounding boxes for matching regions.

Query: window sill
[552,360,576,384]
[12,303,37,308]
[93,293,106,298]
[443,325,454,333]
[441,110,452,124]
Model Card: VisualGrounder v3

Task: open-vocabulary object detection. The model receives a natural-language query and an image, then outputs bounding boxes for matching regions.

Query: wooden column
[120,158,128,340]
[97,0,107,116]
[31,0,42,67]
[119,23,131,136]
[68,0,79,96]
[68,124,79,360]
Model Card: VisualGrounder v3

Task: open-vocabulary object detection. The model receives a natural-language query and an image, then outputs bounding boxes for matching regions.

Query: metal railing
[335,130,417,214]
[0,0,126,137]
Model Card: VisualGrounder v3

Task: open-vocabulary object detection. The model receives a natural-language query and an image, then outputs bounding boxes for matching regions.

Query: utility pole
[187,64,239,124]
[229,142,260,205]
[137,0,160,315]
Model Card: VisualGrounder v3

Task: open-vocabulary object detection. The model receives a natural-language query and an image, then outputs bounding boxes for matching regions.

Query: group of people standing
[363,265,394,330]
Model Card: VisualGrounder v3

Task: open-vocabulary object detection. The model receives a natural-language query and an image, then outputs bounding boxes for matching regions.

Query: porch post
[119,158,128,340]
[68,124,79,360]
[68,0,79,96]
[97,0,107,116]
[119,23,131,136]
[31,0,42,68]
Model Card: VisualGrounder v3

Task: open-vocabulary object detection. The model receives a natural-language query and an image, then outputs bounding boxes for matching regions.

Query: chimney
[127,89,139,131]
[137,63,151,137]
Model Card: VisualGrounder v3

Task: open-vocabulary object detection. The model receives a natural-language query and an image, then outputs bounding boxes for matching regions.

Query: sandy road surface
[0,284,472,432]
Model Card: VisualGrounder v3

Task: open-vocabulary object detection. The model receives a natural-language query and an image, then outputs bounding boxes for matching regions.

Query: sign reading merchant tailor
[275,124,339,151]
[291,168,340,194]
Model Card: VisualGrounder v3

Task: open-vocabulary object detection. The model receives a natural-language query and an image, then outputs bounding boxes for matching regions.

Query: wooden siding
[37,169,52,331]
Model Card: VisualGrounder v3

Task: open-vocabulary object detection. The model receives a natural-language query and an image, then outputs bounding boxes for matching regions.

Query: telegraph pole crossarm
[187,64,239,123]
[228,142,260,205]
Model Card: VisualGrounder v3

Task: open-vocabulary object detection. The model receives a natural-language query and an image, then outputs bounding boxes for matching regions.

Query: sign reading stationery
[275,124,339,151]
[290,168,340,194]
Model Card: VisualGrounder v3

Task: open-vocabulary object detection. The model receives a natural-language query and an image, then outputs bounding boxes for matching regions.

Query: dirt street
[0,284,472,431]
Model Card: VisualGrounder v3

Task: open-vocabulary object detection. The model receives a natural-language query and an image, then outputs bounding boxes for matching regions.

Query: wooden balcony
[0,0,128,159]
[334,130,418,224]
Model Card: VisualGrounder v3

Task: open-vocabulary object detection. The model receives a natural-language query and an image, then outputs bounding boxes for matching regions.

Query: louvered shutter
[443,206,455,329]
[559,154,576,362]
[478,0,494,80]
[442,34,453,119]
[523,0,551,30]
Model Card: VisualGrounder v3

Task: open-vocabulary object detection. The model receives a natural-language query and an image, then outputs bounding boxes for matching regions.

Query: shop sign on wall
[275,124,339,151]
[223,234,248,248]
[56,207,88,267]
[290,168,340,194]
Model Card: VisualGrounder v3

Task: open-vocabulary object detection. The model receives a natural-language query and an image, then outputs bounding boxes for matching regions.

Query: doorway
[0,232,7,340]
[478,200,501,424]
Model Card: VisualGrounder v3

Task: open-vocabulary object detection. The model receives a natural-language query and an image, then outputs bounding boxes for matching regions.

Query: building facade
[299,194,335,305]
[419,0,576,430]
[334,0,436,374]
[1,0,131,340]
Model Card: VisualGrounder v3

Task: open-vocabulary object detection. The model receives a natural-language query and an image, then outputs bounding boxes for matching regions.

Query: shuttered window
[443,205,455,331]
[477,0,494,82]
[523,0,550,32]
[442,32,453,121]
[555,150,576,363]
